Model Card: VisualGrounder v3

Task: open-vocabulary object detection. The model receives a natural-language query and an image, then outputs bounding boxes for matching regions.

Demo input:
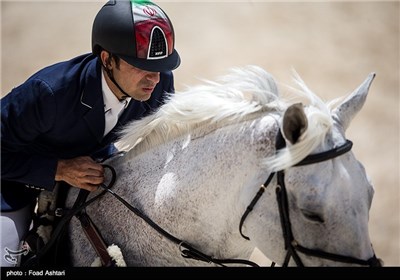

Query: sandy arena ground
[1,0,399,266]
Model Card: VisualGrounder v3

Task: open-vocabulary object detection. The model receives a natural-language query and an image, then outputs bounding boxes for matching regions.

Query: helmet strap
[104,67,131,101]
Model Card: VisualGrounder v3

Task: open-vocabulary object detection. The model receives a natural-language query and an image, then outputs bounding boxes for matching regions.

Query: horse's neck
[65,113,281,266]
[111,115,278,259]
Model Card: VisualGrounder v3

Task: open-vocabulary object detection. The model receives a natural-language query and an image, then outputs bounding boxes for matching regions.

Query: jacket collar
[80,58,103,109]
[80,58,105,143]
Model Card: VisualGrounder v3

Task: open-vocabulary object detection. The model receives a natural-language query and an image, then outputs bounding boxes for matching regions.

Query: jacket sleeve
[1,78,58,190]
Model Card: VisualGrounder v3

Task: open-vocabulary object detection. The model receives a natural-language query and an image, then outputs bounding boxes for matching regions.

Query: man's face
[102,51,160,101]
[112,58,160,101]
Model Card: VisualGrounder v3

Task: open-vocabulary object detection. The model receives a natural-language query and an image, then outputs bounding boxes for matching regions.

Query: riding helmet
[92,0,180,72]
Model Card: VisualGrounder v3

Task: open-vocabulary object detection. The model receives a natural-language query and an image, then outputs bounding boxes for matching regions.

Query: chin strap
[104,67,131,101]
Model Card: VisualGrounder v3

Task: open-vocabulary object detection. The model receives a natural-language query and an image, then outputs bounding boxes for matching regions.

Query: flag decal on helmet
[143,5,157,17]
[132,1,173,60]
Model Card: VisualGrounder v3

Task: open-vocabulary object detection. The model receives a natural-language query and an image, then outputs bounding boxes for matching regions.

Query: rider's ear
[100,51,112,70]
[282,103,308,145]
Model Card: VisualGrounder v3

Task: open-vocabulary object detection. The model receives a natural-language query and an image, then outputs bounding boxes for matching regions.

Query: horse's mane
[116,65,336,171]
[116,65,280,152]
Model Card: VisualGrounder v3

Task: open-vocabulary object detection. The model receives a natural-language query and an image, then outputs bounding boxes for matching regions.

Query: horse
[63,66,381,267]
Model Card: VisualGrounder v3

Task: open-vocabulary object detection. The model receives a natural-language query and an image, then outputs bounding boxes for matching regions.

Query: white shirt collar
[101,71,131,116]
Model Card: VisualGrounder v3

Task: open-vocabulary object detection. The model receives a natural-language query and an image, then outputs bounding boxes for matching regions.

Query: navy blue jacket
[1,53,174,211]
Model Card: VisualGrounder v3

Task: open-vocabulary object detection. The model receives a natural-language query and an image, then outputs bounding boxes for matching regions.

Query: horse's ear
[332,73,376,131]
[282,103,308,145]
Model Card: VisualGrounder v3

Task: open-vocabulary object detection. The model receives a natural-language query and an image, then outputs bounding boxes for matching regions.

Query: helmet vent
[148,26,168,59]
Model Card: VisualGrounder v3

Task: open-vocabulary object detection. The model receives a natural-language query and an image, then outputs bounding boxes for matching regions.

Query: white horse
[63,66,381,267]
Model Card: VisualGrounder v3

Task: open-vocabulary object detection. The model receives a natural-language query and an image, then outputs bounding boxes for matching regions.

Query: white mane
[116,65,281,152]
[116,65,335,171]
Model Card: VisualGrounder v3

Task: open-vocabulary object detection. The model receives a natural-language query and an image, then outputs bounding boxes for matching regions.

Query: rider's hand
[55,156,104,191]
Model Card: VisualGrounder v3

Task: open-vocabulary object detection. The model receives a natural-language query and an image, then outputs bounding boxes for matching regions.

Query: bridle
[239,131,382,267]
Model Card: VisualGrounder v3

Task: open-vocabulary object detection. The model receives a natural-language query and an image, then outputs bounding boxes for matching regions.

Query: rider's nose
[146,72,160,84]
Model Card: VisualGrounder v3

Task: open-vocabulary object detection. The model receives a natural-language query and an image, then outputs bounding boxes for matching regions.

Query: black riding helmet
[92,0,180,72]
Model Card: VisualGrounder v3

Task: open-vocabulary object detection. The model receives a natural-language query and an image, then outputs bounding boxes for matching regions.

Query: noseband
[239,131,382,267]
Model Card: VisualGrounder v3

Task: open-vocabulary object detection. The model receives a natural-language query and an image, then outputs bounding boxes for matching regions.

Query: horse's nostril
[301,209,325,223]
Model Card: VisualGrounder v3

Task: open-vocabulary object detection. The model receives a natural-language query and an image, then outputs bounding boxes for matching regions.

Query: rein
[239,131,382,267]
[97,177,259,267]
[21,165,116,267]
[21,186,110,266]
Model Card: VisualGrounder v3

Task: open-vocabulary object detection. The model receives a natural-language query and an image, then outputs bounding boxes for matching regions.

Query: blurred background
[1,0,399,266]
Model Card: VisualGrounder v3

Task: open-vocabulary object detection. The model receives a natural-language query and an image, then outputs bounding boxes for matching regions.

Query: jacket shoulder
[26,53,98,92]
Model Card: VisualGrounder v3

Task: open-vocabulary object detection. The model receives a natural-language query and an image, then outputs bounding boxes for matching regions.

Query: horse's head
[248,73,382,266]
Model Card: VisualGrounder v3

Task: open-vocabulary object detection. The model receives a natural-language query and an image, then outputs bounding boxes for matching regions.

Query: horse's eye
[301,209,325,223]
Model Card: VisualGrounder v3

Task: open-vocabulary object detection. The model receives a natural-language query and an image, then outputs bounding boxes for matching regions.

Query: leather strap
[78,211,115,267]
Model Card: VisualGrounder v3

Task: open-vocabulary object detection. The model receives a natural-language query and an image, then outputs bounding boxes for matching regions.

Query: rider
[1,0,180,266]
